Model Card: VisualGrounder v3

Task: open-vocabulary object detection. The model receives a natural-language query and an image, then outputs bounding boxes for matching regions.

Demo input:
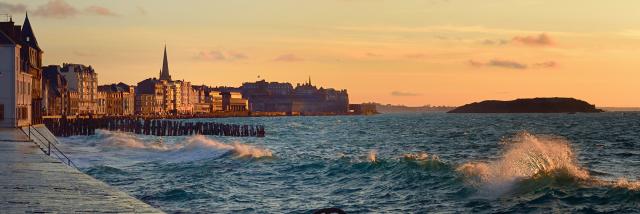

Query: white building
[0,31,32,127]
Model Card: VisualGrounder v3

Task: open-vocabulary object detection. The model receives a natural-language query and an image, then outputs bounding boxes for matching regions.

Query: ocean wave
[141,188,205,202]
[402,151,440,162]
[345,150,450,174]
[401,152,447,169]
[93,130,273,159]
[179,135,273,158]
[456,131,640,197]
[593,178,640,191]
[99,131,170,151]
[85,165,129,176]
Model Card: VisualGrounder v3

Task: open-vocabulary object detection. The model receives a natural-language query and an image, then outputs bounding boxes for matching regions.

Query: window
[0,104,4,120]
[20,107,28,120]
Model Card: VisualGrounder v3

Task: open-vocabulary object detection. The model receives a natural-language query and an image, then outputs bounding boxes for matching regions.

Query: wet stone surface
[0,128,163,213]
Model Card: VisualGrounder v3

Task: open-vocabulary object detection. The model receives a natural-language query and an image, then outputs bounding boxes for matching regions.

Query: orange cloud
[481,39,509,46]
[31,0,118,19]
[391,91,421,96]
[85,6,118,17]
[533,61,558,68]
[274,54,304,62]
[196,50,248,61]
[33,0,78,19]
[469,59,528,69]
[512,33,555,47]
[470,59,559,70]
[0,2,27,13]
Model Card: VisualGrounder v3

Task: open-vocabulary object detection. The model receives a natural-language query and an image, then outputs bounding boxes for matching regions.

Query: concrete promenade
[0,128,163,213]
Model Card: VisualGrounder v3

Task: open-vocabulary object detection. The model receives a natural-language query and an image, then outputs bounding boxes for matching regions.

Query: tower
[159,45,171,81]
[21,13,41,52]
[21,12,44,124]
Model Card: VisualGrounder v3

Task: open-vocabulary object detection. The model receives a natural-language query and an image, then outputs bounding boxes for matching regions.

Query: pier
[0,128,163,213]
[42,117,266,138]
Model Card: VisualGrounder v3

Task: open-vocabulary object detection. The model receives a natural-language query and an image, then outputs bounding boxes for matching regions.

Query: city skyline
[2,0,640,107]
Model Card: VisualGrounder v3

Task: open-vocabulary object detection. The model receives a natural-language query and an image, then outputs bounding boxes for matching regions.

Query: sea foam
[456,131,640,196]
[457,132,589,196]
[96,130,272,158]
[368,150,378,163]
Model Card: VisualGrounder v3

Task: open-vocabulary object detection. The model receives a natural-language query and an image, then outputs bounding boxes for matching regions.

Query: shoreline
[42,111,379,120]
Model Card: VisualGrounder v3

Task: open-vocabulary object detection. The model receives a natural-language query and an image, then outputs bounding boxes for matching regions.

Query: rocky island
[448,97,604,113]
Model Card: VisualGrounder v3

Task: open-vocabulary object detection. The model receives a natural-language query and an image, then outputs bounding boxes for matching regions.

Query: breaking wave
[96,130,272,159]
[612,178,640,191]
[100,131,170,150]
[456,132,640,196]
[182,135,273,158]
[402,151,440,162]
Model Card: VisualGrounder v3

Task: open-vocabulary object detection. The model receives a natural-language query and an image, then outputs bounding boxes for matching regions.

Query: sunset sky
[2,0,640,107]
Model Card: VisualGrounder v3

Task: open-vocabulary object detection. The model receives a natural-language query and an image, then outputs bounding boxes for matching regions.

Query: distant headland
[448,98,604,113]
[369,103,456,113]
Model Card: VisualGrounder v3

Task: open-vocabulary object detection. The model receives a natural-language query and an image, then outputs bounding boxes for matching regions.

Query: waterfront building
[67,91,80,115]
[0,14,43,125]
[42,65,68,116]
[135,45,196,115]
[224,92,248,111]
[290,78,349,113]
[240,80,294,112]
[96,91,107,115]
[210,91,248,112]
[98,83,135,116]
[135,78,164,115]
[192,85,212,114]
[240,78,349,114]
[21,14,44,124]
[59,63,98,115]
[176,80,195,114]
[193,102,212,114]
[0,24,32,127]
[135,93,160,115]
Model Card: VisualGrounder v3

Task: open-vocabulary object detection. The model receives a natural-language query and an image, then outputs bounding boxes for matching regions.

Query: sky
[1,0,640,107]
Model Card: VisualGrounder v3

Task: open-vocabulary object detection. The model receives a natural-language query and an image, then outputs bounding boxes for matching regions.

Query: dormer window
[26,36,30,42]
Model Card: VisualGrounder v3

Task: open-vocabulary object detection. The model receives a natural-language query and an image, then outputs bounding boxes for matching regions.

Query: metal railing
[22,125,78,169]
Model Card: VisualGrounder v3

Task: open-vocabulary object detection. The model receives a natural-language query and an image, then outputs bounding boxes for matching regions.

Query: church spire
[308,76,312,86]
[159,44,171,81]
[21,11,41,51]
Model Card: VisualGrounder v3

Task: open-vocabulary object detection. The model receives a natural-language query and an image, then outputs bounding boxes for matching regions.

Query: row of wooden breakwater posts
[42,117,266,138]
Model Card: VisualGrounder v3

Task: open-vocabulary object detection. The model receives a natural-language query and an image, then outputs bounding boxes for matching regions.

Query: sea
[57,112,640,213]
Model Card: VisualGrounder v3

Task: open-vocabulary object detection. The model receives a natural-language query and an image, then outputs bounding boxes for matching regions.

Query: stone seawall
[0,128,163,213]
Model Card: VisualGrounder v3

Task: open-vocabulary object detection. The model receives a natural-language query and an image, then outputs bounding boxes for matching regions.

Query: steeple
[21,12,41,51]
[308,76,312,86]
[159,44,172,81]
